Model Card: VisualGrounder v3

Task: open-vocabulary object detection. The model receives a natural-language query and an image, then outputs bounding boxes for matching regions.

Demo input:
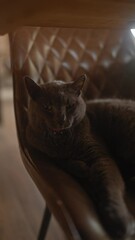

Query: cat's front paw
[100,206,135,239]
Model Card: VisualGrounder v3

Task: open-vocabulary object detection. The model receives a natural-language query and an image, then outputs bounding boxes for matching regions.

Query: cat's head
[25,75,87,133]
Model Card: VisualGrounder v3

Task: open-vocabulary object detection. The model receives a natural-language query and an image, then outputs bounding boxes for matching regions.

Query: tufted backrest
[10,27,135,145]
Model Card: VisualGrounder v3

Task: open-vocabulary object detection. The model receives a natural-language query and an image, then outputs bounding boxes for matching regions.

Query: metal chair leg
[38,206,51,240]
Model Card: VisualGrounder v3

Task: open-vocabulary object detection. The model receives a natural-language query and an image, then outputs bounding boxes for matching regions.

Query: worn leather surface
[10,27,135,240]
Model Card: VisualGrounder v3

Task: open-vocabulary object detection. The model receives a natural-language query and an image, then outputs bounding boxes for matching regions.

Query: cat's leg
[88,157,135,239]
[65,157,135,238]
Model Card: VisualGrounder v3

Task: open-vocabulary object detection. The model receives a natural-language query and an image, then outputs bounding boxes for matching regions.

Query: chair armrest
[20,146,110,240]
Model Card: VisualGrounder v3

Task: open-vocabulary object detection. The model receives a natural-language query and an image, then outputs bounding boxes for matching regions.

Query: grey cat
[25,75,135,239]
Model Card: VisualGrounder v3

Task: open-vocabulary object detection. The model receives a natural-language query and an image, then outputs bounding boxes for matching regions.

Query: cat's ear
[24,76,42,100]
[71,74,87,96]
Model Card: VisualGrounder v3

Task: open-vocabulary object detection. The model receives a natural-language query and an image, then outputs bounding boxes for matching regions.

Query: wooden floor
[0,99,67,240]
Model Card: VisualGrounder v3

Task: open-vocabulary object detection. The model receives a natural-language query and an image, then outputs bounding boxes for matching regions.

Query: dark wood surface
[1,1,135,35]
[0,99,67,240]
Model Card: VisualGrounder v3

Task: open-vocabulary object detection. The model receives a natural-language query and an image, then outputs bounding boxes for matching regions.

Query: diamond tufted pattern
[9,27,135,240]
[11,27,135,100]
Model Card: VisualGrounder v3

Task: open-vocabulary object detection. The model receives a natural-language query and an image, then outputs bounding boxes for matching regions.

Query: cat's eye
[66,103,75,110]
[44,105,53,112]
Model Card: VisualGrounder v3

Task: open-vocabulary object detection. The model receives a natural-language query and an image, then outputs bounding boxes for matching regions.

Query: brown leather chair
[9,27,135,240]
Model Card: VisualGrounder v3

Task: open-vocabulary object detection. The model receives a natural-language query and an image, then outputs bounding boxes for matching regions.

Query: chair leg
[38,206,51,240]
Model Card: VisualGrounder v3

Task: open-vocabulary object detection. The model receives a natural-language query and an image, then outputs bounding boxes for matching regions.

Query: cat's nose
[58,114,66,125]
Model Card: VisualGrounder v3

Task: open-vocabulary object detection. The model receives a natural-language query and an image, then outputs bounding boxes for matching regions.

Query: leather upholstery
[10,27,135,240]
